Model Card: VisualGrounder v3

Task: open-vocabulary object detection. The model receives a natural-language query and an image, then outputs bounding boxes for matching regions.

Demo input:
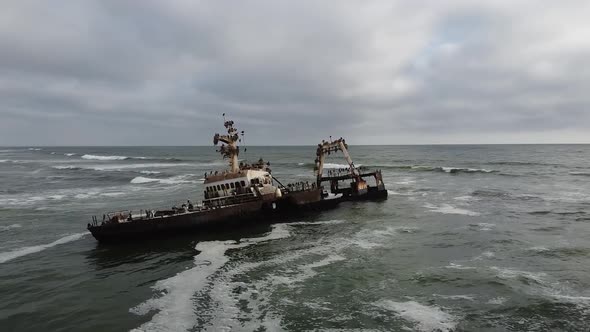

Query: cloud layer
[1,0,589,145]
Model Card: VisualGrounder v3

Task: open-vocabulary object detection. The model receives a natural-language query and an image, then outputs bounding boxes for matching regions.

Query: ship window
[217,185,221,191]
[235,181,240,188]
[206,187,210,192]
[225,183,230,189]
[241,180,246,186]
[230,182,235,189]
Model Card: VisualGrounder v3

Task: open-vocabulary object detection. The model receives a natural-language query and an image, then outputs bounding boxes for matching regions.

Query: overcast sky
[1,1,589,145]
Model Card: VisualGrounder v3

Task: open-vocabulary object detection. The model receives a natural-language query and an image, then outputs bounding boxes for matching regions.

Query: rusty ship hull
[88,188,387,242]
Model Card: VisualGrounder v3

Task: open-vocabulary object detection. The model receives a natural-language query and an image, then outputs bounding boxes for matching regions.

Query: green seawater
[1,145,589,331]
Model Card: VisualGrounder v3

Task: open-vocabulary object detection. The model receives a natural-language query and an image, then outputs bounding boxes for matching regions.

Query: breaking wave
[81,154,128,160]
[0,224,22,232]
[80,154,183,162]
[0,233,87,264]
[130,175,197,185]
[373,300,457,332]
[53,163,190,172]
[424,203,480,216]
[0,187,130,207]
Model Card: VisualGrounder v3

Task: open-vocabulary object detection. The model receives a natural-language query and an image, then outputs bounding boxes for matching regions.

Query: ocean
[0,145,589,331]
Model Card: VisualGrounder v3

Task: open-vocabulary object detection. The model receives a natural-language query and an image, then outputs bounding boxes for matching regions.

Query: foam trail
[0,233,87,264]
[374,300,457,332]
[287,219,344,226]
[130,224,291,332]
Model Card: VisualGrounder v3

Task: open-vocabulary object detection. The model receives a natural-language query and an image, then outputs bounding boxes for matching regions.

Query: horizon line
[2,143,590,147]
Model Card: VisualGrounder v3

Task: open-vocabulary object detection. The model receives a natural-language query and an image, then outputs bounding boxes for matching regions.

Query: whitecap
[81,154,128,161]
[528,246,550,253]
[130,175,197,185]
[139,170,161,175]
[490,267,546,284]
[323,163,360,169]
[287,219,345,226]
[471,222,495,231]
[65,153,76,157]
[445,263,476,270]
[424,203,480,216]
[52,165,82,170]
[373,300,457,332]
[28,148,42,151]
[89,163,191,171]
[487,297,507,305]
[0,233,87,264]
[433,294,476,301]
[473,251,495,260]
[0,224,22,232]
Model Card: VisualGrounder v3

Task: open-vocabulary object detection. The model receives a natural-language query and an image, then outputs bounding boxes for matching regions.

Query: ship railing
[284,181,316,193]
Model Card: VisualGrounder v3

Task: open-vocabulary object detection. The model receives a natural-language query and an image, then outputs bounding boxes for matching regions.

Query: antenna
[241,130,247,157]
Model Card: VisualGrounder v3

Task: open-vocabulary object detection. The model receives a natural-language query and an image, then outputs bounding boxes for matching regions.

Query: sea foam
[374,300,457,332]
[424,203,480,216]
[130,224,291,332]
[0,233,87,264]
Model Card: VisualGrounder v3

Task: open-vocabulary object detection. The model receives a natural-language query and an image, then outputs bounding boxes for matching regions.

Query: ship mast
[314,138,360,186]
[213,114,241,173]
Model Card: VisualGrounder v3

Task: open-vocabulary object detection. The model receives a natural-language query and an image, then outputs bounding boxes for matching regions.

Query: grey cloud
[0,0,589,146]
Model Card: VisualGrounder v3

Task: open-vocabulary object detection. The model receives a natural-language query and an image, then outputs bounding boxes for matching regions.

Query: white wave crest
[0,233,87,264]
[373,300,457,332]
[81,154,128,160]
[88,163,191,171]
[139,170,161,175]
[0,224,22,231]
[424,203,480,216]
[490,267,547,284]
[287,220,345,226]
[487,297,507,305]
[130,175,196,185]
[323,163,360,169]
[433,294,476,301]
[65,153,76,157]
[52,165,82,170]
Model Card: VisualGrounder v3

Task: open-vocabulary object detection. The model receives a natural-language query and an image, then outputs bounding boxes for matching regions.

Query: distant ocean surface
[1,145,589,331]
